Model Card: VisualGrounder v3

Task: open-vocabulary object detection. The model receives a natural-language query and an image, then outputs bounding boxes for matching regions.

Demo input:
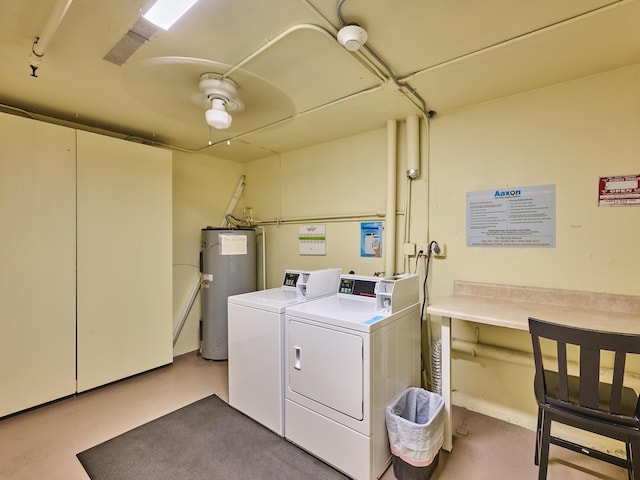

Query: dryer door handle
[294,346,301,370]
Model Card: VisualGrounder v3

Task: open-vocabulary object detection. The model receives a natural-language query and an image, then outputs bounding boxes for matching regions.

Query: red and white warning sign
[598,174,640,206]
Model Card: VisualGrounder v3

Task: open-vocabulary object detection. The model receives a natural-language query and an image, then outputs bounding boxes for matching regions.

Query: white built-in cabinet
[0,114,77,417]
[76,131,173,391]
[0,113,173,416]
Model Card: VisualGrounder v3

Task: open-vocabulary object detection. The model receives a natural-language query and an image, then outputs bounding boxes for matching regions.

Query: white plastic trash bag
[385,387,444,467]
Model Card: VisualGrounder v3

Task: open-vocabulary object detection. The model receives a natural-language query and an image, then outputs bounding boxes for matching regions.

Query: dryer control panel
[338,277,378,297]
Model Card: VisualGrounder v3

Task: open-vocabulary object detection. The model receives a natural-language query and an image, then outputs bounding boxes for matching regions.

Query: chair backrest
[528,317,640,420]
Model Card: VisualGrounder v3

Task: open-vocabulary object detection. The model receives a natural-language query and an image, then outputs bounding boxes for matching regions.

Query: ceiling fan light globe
[206,99,232,129]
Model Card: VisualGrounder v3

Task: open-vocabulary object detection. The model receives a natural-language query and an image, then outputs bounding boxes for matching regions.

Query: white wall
[243,129,390,287]
[236,64,640,435]
[172,150,245,355]
[427,64,640,427]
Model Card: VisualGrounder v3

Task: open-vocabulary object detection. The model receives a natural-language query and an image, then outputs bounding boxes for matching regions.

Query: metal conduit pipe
[384,119,398,277]
[297,0,389,82]
[335,0,430,117]
[224,24,337,79]
[453,338,533,367]
[452,338,640,382]
[194,84,386,153]
[402,177,412,274]
[223,22,385,83]
[253,212,385,226]
[406,115,420,179]
[398,0,628,86]
[403,115,420,273]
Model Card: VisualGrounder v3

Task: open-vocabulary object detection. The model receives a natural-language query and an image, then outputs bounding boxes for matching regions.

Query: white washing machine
[284,274,420,480]
[227,268,341,436]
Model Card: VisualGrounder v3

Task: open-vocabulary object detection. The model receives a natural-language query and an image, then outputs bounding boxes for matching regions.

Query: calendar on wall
[299,224,326,255]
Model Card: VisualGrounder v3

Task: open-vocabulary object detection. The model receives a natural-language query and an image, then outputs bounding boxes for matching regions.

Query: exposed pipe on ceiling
[222,0,431,119]
[222,23,384,83]
[397,0,627,85]
[336,0,433,118]
[296,0,389,82]
[28,0,73,77]
[194,83,387,152]
[172,0,629,153]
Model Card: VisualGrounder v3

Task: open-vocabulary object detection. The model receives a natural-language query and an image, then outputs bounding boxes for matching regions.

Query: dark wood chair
[528,317,640,480]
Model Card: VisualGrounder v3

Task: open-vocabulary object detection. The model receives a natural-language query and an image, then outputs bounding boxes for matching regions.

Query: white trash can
[385,387,444,480]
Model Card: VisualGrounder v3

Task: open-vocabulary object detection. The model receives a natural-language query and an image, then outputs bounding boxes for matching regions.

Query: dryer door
[288,320,364,420]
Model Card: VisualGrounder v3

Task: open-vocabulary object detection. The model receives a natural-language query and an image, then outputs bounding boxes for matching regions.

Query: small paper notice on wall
[598,174,640,206]
[220,233,248,255]
[299,224,326,255]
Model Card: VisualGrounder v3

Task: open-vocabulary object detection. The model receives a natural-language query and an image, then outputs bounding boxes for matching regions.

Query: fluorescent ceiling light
[143,0,199,30]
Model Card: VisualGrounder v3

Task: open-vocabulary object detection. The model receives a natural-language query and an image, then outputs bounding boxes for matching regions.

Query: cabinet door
[77,131,172,392]
[0,113,76,417]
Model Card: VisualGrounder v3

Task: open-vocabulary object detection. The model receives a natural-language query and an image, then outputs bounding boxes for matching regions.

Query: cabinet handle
[294,346,301,370]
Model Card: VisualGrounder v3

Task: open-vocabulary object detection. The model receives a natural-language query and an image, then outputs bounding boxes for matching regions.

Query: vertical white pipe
[422,115,431,245]
[403,115,420,273]
[256,226,267,290]
[385,120,397,277]
[406,115,420,179]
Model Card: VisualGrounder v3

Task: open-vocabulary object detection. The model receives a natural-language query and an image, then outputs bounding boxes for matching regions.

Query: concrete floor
[0,352,628,480]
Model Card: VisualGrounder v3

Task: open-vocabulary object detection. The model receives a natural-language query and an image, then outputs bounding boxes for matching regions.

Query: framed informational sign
[360,221,383,257]
[598,174,640,206]
[466,184,556,248]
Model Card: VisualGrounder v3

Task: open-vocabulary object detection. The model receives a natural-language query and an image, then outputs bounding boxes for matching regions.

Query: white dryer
[284,274,420,480]
[227,268,341,436]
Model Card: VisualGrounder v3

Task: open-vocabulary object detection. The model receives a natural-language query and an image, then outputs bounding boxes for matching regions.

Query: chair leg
[537,412,552,480]
[535,406,542,466]
[627,442,632,480]
[630,437,640,480]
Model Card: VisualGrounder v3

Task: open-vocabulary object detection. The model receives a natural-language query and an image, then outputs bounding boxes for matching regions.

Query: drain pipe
[384,119,397,277]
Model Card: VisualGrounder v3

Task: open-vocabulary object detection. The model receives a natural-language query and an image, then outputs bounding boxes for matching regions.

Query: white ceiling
[1,0,639,162]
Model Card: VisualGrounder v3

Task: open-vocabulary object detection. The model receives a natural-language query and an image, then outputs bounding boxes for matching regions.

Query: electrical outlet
[417,243,446,258]
[434,243,447,258]
[403,242,416,256]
